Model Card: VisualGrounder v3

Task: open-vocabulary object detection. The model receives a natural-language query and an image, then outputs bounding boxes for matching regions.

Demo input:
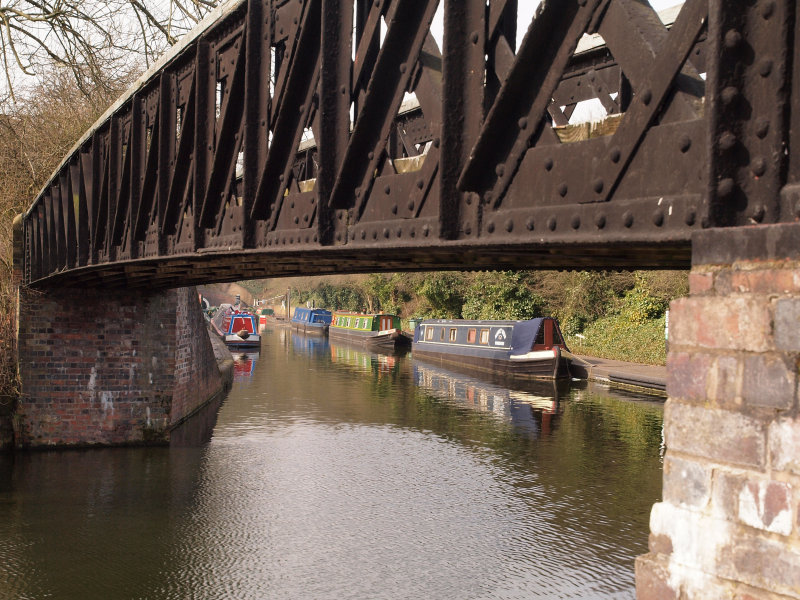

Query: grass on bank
[569,314,667,366]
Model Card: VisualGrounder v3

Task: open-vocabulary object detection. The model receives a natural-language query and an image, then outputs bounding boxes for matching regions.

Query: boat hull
[291,321,329,336]
[329,327,401,350]
[412,346,570,380]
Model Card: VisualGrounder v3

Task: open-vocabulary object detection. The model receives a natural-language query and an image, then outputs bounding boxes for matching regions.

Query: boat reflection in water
[232,351,259,379]
[290,331,330,358]
[328,341,402,376]
[413,361,567,437]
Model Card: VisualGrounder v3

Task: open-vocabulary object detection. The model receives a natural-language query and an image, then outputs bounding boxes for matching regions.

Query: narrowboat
[329,311,405,349]
[210,304,262,349]
[291,307,333,336]
[412,317,577,380]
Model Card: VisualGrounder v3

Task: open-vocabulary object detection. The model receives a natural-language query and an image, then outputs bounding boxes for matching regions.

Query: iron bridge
[19,0,800,288]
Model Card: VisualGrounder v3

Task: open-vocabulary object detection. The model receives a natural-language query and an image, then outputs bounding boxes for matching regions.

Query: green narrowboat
[329,312,406,349]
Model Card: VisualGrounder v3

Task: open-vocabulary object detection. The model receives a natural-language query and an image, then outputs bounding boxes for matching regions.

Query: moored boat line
[210,303,262,349]
[290,307,333,336]
[329,311,408,350]
[412,317,579,380]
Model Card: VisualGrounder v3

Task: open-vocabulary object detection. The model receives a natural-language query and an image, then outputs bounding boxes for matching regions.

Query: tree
[0,0,220,101]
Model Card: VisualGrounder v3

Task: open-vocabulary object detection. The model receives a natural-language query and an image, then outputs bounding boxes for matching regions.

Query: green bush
[461,271,545,320]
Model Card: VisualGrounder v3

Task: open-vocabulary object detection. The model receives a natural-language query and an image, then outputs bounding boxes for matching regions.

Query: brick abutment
[636,224,800,599]
[10,285,228,448]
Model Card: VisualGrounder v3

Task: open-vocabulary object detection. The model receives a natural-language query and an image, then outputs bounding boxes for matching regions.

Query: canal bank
[573,355,666,395]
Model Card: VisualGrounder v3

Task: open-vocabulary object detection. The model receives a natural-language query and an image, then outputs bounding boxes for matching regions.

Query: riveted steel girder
[21,0,797,289]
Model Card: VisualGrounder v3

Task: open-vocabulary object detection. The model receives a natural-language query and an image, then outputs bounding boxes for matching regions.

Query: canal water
[0,327,664,600]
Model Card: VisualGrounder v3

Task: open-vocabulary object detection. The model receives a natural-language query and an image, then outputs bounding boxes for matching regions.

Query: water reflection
[413,361,565,437]
[232,351,259,379]
[0,325,664,599]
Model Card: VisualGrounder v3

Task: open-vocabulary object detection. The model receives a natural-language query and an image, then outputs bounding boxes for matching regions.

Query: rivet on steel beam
[717,178,735,197]
[641,89,652,105]
[505,219,514,232]
[577,0,587,5]
[544,158,553,171]
[526,217,534,231]
[464,223,472,235]
[610,148,621,163]
[547,216,557,231]
[724,29,742,48]
[391,204,398,214]
[368,152,375,160]
[350,231,356,240]
[679,135,692,153]
[304,214,309,222]
[397,228,402,238]
[593,178,604,194]
[408,200,415,211]
[758,59,773,78]
[410,229,416,238]
[487,221,495,233]
[279,174,284,181]
[289,237,294,244]
[399,64,407,74]
[340,86,348,95]
[571,216,580,230]
[290,201,295,208]
[294,216,299,224]
[685,209,696,226]
[761,1,775,19]
[558,183,568,197]
[752,206,766,222]
[423,225,430,237]
[518,117,528,130]
[484,192,493,204]
[336,233,342,241]
[595,213,606,229]
[652,210,664,226]
[496,164,505,177]
[471,32,479,44]
[355,188,362,197]
[385,185,391,194]
[794,200,800,217]
[756,118,770,138]
[721,87,739,105]
[313,234,318,243]
[383,228,389,238]
[372,230,378,239]
[433,138,440,148]
[416,179,424,189]
[718,132,737,150]
[338,212,344,220]
[623,212,634,228]
[751,157,767,177]
[361,230,366,239]
[306,236,310,243]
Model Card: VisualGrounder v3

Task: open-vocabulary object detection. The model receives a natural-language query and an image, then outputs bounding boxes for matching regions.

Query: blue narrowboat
[210,304,262,349]
[291,307,333,336]
[412,317,577,380]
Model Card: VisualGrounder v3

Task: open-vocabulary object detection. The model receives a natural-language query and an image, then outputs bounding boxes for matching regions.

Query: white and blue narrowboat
[412,317,576,380]
[291,307,333,336]
[329,311,406,350]
[211,304,262,349]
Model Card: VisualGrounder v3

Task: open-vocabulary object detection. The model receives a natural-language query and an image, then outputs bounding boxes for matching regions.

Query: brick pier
[637,224,800,598]
[12,284,228,448]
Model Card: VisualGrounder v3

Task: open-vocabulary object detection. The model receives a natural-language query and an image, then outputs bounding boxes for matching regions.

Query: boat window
[552,322,565,345]
[467,328,476,343]
[439,328,445,341]
[535,325,545,346]
[425,326,433,340]
[449,328,457,342]
[479,329,489,344]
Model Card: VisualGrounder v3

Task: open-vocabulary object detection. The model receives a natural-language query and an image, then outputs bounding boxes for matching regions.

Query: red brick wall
[14,285,224,447]
[637,225,800,598]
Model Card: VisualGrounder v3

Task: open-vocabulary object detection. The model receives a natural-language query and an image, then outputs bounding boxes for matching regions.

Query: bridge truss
[20,0,799,288]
